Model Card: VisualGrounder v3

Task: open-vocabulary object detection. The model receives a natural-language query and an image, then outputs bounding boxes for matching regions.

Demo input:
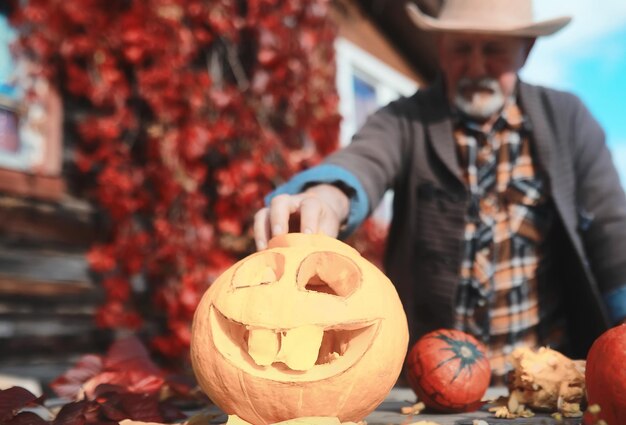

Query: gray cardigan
[325,78,626,357]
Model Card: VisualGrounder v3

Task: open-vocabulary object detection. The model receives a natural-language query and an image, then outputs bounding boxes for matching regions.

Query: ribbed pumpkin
[584,324,626,425]
[191,233,409,425]
[405,329,490,412]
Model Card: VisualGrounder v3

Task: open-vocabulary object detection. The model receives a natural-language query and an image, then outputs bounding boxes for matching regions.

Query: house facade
[0,0,435,389]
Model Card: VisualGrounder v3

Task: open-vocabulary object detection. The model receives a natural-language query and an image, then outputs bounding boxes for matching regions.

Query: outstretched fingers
[253,207,271,250]
[253,185,349,251]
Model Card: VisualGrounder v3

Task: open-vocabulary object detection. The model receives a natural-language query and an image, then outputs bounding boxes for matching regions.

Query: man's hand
[253,184,350,250]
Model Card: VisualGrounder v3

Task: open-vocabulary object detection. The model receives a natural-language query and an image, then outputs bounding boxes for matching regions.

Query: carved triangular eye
[296,252,361,297]
[232,252,285,288]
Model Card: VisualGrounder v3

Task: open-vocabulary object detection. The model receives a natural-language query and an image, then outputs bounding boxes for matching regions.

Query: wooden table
[363,387,582,424]
[203,387,583,425]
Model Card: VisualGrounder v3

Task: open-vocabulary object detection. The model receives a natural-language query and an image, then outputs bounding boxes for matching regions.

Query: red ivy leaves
[0,387,43,424]
[50,337,165,400]
[0,389,188,425]
[37,337,202,424]
[10,0,341,361]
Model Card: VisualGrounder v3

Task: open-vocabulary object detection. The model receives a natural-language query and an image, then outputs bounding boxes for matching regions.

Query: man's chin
[454,96,505,122]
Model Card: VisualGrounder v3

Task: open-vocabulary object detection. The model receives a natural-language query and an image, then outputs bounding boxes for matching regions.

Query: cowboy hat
[406,0,571,37]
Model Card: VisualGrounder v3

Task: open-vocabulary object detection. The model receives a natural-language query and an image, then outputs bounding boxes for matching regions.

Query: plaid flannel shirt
[453,100,565,378]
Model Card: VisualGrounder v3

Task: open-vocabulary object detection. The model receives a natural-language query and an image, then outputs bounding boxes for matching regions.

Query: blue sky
[521,0,626,186]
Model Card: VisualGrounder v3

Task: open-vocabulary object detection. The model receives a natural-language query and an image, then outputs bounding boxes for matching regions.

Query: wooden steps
[0,194,112,388]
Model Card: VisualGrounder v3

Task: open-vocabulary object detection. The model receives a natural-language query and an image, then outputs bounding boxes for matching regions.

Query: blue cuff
[603,285,626,324]
[264,164,369,238]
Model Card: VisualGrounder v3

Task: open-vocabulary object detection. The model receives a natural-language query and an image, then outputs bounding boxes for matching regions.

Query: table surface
[363,387,581,425]
[204,387,583,425]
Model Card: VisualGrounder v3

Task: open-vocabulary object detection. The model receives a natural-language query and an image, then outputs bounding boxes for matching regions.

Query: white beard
[453,77,506,121]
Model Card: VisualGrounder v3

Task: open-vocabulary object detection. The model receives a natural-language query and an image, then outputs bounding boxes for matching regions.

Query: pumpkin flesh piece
[274,325,324,371]
[247,328,280,366]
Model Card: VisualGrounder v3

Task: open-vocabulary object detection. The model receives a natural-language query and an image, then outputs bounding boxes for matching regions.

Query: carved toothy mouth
[209,306,380,382]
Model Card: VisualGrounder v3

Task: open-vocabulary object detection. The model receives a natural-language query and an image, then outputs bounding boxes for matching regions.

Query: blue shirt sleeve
[603,285,626,324]
[264,164,369,238]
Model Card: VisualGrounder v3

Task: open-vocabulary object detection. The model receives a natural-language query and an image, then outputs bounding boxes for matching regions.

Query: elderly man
[254,0,626,379]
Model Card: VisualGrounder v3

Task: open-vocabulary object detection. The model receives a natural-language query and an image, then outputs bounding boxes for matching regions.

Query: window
[0,14,21,158]
[0,12,62,176]
[352,75,378,130]
[0,104,19,154]
[335,38,418,223]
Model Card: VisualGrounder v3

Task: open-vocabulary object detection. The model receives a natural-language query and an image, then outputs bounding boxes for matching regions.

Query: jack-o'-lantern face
[210,247,381,380]
[191,233,408,425]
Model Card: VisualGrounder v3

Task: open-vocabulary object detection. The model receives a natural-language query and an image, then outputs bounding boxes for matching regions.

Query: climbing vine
[10,0,341,360]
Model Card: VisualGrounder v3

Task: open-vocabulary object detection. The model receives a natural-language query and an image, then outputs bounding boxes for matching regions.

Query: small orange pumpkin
[191,233,409,425]
[405,329,490,413]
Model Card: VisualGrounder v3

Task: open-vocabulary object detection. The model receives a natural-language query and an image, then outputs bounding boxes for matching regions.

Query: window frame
[0,12,63,176]
[0,14,65,200]
[334,38,419,224]
[335,37,418,147]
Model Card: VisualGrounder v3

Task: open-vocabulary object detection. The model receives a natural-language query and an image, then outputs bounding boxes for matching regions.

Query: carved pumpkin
[405,329,490,413]
[584,324,626,425]
[191,233,409,425]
